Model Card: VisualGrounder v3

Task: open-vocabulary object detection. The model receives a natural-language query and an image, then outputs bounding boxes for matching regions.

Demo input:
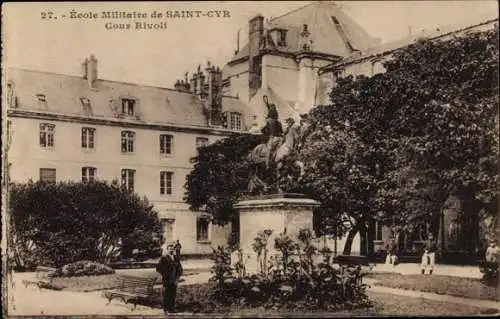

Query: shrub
[8,180,163,268]
[209,228,371,310]
[54,260,115,277]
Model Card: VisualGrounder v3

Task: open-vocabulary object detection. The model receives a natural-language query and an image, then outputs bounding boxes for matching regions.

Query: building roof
[325,12,499,69]
[7,68,249,128]
[229,1,380,63]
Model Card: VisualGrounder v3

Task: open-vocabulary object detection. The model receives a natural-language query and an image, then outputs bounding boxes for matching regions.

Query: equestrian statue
[246,95,307,194]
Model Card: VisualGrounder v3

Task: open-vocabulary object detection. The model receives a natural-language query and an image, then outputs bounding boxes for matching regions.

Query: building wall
[8,115,231,255]
[262,55,299,102]
[224,61,250,103]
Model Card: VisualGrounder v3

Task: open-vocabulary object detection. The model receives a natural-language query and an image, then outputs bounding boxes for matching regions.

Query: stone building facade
[5,55,249,255]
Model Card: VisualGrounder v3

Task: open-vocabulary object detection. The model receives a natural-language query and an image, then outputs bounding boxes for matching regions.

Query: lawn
[49,269,200,292]
[365,273,500,301]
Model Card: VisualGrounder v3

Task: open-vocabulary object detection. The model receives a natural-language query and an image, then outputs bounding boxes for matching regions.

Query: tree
[184,29,498,255]
[185,133,264,225]
[8,180,163,268]
[300,29,498,253]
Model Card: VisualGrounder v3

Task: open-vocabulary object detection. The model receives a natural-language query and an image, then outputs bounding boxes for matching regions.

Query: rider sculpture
[246,95,305,194]
[261,95,284,168]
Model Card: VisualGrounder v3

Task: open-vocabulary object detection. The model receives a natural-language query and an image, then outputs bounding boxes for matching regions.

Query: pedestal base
[234,193,320,274]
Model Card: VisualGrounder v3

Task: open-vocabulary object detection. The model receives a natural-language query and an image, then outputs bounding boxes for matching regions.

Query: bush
[209,228,371,310]
[8,180,163,268]
[54,260,115,277]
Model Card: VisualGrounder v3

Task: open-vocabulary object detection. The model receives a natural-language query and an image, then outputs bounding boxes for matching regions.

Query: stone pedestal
[234,193,320,274]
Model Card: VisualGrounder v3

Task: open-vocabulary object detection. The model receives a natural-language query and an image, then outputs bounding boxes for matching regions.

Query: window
[160,171,173,195]
[121,169,135,191]
[121,131,135,153]
[162,219,175,244]
[40,168,56,183]
[36,94,47,108]
[39,123,55,148]
[229,112,242,131]
[196,137,209,149]
[121,98,135,116]
[375,221,383,241]
[82,167,96,182]
[160,134,173,155]
[81,127,95,149]
[80,97,92,115]
[371,60,385,75]
[278,29,287,46]
[196,217,210,242]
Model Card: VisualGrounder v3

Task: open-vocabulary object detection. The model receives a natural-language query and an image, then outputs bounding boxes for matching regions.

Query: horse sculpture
[246,96,306,194]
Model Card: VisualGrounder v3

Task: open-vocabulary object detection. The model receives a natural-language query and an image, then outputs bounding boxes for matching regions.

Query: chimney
[408,26,413,37]
[82,58,89,79]
[205,61,214,104]
[190,73,197,94]
[87,55,98,88]
[197,65,205,96]
[248,15,264,97]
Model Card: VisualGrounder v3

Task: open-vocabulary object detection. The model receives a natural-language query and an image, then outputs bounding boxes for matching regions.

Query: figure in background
[156,246,183,314]
[174,240,182,262]
[385,237,398,267]
[421,233,437,275]
[483,240,500,284]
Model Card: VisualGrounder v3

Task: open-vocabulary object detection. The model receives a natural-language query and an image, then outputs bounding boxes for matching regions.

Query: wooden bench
[22,266,57,290]
[102,275,157,310]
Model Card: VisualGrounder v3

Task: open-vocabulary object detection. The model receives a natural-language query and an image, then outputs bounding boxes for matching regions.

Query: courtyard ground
[5,261,499,316]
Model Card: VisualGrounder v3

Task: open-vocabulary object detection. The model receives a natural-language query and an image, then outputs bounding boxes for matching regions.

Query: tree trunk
[343,222,363,255]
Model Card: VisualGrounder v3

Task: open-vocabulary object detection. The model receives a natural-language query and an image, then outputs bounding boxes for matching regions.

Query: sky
[3,1,498,88]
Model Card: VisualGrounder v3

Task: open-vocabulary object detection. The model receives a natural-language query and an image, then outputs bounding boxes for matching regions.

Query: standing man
[156,246,183,314]
[385,237,398,267]
[174,240,182,262]
[421,233,437,275]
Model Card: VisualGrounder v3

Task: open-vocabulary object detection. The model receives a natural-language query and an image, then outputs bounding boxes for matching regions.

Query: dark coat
[424,239,437,253]
[156,255,182,284]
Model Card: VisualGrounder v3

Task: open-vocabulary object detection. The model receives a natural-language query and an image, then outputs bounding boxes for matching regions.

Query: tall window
[39,123,55,148]
[196,137,209,149]
[375,221,383,241]
[160,171,173,195]
[371,60,385,76]
[40,168,56,183]
[81,127,95,149]
[196,217,210,242]
[82,167,96,182]
[160,134,173,155]
[121,169,135,191]
[121,131,135,153]
[121,98,135,116]
[229,112,242,131]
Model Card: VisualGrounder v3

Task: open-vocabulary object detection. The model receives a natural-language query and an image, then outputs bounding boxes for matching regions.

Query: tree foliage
[185,29,499,253]
[299,29,498,249]
[185,133,264,224]
[9,180,163,268]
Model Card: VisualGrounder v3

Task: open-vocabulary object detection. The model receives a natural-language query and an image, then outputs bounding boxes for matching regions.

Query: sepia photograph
[2,1,499,317]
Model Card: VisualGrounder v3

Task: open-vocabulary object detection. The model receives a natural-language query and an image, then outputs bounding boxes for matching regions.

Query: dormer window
[36,94,47,108]
[80,97,92,115]
[121,98,135,116]
[277,29,287,46]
